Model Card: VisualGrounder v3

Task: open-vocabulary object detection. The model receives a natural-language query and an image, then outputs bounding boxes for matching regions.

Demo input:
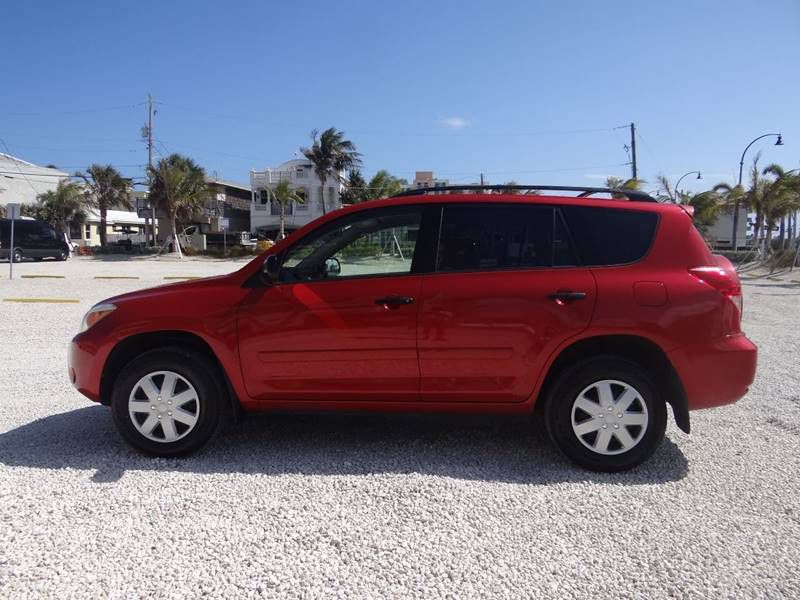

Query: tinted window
[280,207,423,281]
[437,205,562,272]
[561,206,658,266]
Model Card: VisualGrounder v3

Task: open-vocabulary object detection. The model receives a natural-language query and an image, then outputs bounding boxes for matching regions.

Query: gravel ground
[0,257,798,598]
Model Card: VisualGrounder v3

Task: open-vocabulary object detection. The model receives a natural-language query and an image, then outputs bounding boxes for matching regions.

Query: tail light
[689,265,743,320]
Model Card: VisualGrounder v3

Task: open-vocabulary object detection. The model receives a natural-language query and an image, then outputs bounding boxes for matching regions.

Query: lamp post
[733,133,783,249]
[674,171,702,202]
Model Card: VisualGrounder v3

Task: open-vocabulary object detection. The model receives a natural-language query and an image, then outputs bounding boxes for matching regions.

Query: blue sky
[3,0,799,195]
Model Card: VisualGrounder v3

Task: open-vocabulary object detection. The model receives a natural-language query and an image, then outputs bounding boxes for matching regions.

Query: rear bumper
[667,334,757,410]
[68,333,109,403]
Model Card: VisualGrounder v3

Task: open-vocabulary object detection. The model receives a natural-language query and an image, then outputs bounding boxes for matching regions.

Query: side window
[280,207,423,281]
[561,206,658,266]
[437,204,555,272]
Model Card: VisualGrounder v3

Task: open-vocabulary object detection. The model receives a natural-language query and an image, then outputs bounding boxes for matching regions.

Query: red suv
[68,186,757,471]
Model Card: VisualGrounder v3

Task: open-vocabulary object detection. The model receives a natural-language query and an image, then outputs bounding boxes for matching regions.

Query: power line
[0,138,43,195]
[5,102,147,117]
[156,102,623,138]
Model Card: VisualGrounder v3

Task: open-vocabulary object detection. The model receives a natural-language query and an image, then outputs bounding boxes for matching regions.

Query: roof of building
[207,177,251,193]
[85,209,145,225]
[0,153,69,206]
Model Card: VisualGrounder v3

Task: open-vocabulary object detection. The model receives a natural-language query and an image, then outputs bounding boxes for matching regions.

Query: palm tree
[268,180,304,239]
[301,128,361,215]
[606,176,643,199]
[687,190,724,235]
[340,169,368,204]
[77,164,132,247]
[34,180,88,232]
[760,164,800,257]
[364,170,406,200]
[148,154,210,258]
[656,175,722,234]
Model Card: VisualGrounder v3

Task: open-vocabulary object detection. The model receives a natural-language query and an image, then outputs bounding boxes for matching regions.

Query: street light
[732,133,783,249]
[674,171,702,202]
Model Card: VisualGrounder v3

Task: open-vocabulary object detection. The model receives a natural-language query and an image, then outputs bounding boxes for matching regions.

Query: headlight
[79,303,117,333]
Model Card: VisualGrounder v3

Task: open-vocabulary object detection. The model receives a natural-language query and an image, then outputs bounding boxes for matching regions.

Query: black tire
[55,249,68,261]
[111,347,227,457]
[12,248,23,263]
[544,356,667,472]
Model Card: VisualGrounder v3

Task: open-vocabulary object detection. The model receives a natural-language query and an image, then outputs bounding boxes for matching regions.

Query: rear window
[561,206,658,266]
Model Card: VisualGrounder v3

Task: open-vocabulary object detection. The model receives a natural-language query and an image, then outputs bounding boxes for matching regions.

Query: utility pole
[145,94,154,246]
[629,122,638,180]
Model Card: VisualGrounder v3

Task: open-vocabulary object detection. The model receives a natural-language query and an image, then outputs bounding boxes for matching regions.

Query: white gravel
[0,257,798,598]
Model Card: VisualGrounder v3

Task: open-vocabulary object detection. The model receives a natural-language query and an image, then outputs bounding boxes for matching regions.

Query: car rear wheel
[12,248,23,263]
[111,348,227,457]
[56,249,68,261]
[544,357,667,472]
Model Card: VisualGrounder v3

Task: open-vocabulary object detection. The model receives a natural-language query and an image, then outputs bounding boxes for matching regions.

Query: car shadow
[0,406,689,485]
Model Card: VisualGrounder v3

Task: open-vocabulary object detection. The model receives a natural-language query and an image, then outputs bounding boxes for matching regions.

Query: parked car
[68,186,757,471]
[0,218,71,262]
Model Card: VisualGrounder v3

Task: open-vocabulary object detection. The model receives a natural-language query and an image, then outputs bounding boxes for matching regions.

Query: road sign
[6,203,21,279]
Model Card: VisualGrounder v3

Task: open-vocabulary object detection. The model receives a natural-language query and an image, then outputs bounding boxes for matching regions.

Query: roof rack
[390,184,657,203]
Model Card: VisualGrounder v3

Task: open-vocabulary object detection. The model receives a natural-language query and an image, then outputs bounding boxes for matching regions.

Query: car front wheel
[544,357,667,472]
[111,348,226,457]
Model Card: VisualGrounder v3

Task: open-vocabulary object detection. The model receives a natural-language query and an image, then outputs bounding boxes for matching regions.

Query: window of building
[295,187,308,210]
[296,168,305,178]
[85,224,91,239]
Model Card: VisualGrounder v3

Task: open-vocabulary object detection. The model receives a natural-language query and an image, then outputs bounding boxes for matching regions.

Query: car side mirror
[324,257,341,277]
[262,254,281,283]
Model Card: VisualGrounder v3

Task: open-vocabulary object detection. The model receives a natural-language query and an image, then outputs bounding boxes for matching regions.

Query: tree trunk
[171,217,182,259]
[753,206,761,253]
[764,219,773,259]
[99,206,107,247]
[320,176,327,215]
[779,217,786,250]
[279,203,285,239]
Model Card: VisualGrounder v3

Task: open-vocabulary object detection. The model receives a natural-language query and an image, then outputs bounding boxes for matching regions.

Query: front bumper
[68,332,109,403]
[667,333,757,411]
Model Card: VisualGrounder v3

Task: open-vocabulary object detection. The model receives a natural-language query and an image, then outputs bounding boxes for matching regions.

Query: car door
[418,203,596,403]
[237,204,437,403]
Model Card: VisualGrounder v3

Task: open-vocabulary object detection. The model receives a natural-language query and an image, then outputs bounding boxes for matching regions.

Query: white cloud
[440,116,470,129]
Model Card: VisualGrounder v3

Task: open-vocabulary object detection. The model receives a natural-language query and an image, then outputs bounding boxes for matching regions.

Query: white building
[0,153,68,208]
[250,159,343,237]
[69,208,147,247]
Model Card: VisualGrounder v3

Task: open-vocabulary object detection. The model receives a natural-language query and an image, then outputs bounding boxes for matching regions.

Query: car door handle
[375,295,415,308]
[547,290,587,304]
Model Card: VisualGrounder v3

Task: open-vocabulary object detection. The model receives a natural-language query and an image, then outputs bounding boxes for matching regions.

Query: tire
[55,249,68,261]
[111,348,227,457]
[12,248,23,263]
[544,356,667,472]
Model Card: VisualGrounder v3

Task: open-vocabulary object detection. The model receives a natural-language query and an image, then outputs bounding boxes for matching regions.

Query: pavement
[0,256,798,598]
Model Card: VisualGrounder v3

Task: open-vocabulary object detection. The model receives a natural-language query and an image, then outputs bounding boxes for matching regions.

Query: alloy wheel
[570,379,649,455]
[128,371,200,443]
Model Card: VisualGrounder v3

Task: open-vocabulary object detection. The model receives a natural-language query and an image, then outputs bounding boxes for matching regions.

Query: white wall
[250,159,343,234]
[0,154,68,207]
